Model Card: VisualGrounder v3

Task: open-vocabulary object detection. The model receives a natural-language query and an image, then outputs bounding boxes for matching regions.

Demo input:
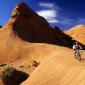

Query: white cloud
[37,2,76,25]
[37,9,59,23]
[39,2,54,8]
[37,2,60,24]
[46,18,59,23]
[37,10,56,18]
[38,2,61,10]
[38,2,56,9]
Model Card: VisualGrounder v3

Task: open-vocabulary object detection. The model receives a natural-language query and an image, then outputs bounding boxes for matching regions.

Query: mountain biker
[72,42,82,60]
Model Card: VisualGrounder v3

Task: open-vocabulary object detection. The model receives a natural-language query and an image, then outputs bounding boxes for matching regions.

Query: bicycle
[74,49,81,60]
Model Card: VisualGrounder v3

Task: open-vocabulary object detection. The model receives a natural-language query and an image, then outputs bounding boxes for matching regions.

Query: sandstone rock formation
[1,2,85,85]
[7,3,73,47]
[21,46,85,85]
[65,25,85,44]
[0,3,74,64]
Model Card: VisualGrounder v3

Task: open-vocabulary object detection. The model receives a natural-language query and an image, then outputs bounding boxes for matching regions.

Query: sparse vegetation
[0,64,29,85]
[32,60,40,67]
[1,65,16,83]
[19,64,30,68]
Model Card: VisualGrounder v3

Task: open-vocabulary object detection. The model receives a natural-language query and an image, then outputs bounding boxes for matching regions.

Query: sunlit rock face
[0,3,74,64]
[65,25,85,45]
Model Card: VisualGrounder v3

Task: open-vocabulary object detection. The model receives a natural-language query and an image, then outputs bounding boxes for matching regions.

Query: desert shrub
[1,65,29,85]
[1,65,16,82]
[3,67,15,78]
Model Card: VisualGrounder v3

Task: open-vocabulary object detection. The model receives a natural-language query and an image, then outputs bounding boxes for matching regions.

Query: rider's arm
[79,45,82,50]
[73,45,76,50]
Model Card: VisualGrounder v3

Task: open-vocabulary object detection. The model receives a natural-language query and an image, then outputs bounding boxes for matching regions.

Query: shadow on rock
[0,67,29,85]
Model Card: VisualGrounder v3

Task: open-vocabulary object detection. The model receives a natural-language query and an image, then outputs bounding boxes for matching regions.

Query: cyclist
[73,42,82,60]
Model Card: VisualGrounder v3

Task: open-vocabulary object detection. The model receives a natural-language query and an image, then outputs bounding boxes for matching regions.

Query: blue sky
[0,0,85,30]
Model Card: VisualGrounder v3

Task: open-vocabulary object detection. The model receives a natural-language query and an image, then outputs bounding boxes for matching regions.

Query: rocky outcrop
[65,25,85,45]
[0,3,85,85]
[0,67,28,85]
[0,2,85,64]
[4,3,74,48]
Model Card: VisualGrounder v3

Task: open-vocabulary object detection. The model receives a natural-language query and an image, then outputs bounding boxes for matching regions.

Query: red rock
[0,3,74,64]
